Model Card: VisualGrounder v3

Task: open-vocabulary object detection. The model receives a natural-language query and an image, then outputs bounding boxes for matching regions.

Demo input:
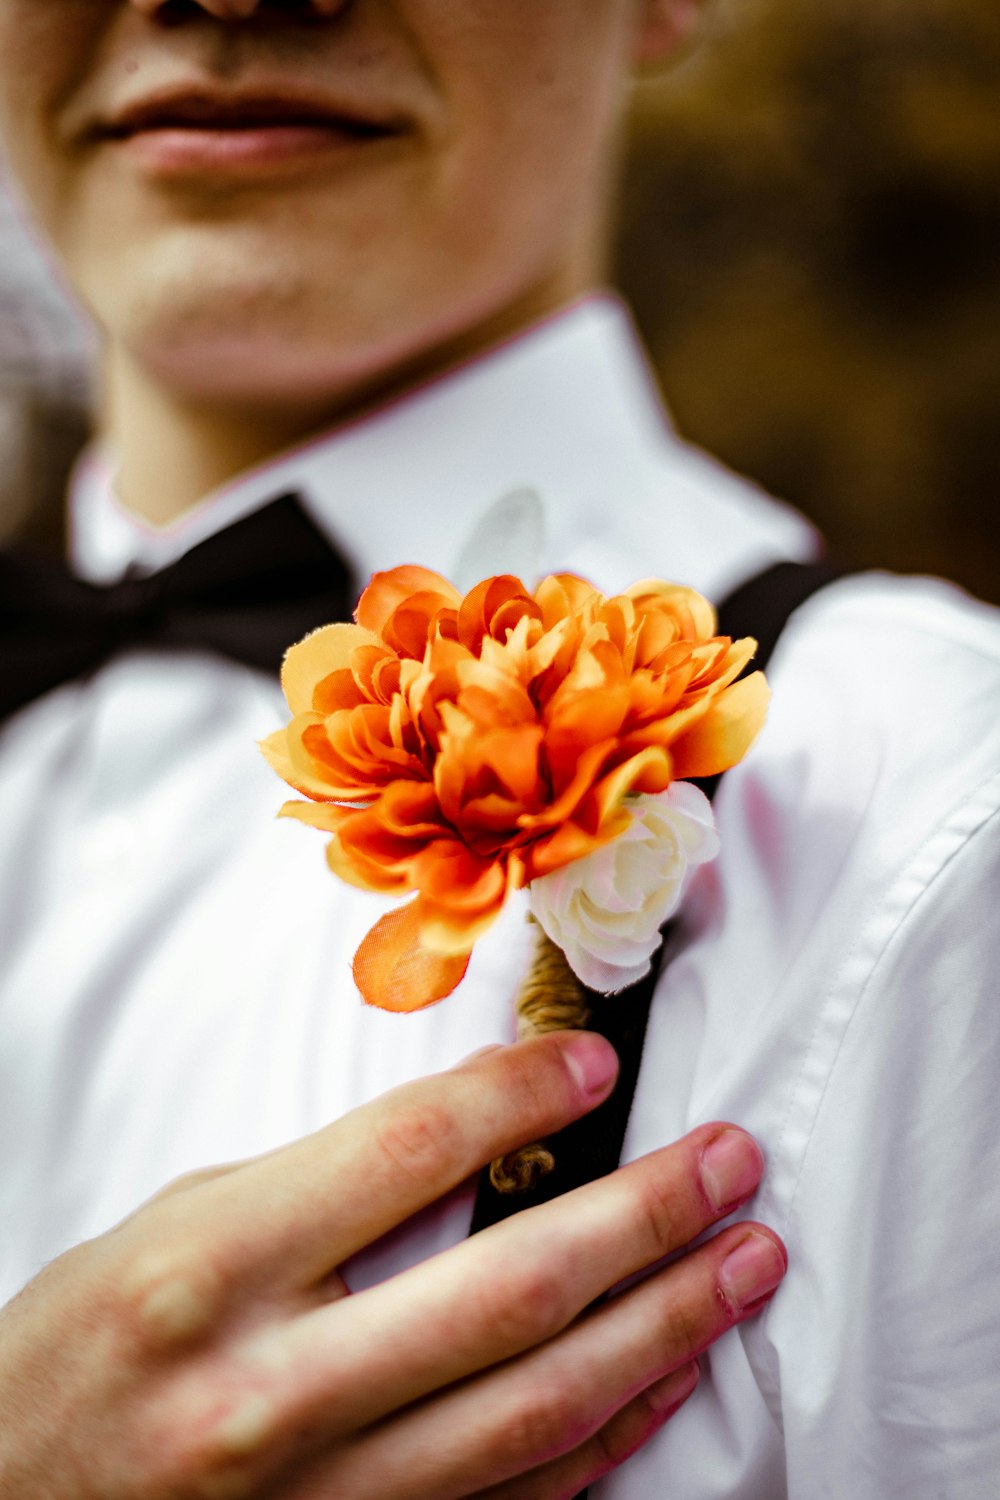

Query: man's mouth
[97,88,407,176]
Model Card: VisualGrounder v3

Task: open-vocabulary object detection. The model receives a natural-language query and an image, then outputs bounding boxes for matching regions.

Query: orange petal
[321,705,425,786]
[545,651,629,768]
[519,818,612,880]
[262,718,369,803]
[353,902,470,1011]
[625,580,718,640]
[383,591,456,659]
[629,607,679,669]
[312,667,368,716]
[582,744,673,831]
[326,832,414,894]
[685,636,757,695]
[357,566,461,636]
[281,623,380,715]
[477,723,546,804]
[435,722,544,815]
[419,898,505,955]
[375,779,446,836]
[259,727,296,784]
[351,644,399,704]
[535,573,601,630]
[329,800,440,890]
[670,671,771,778]
[524,738,615,829]
[278,800,356,833]
[411,839,508,911]
[295,718,391,799]
[457,574,538,653]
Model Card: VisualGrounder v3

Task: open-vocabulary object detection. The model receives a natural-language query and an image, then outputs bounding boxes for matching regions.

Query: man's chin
[118,311,446,432]
[136,338,376,415]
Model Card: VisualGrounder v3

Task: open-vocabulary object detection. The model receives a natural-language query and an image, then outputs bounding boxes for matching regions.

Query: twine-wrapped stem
[489,917,590,1194]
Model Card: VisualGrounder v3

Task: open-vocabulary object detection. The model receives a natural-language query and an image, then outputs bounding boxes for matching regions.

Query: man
[0,2,997,1497]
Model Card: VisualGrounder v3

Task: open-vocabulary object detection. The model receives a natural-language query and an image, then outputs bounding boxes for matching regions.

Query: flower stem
[514,918,592,1039]
[489,918,590,1194]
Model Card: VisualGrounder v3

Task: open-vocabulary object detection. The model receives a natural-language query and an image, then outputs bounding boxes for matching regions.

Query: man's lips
[96,89,408,175]
[102,89,404,138]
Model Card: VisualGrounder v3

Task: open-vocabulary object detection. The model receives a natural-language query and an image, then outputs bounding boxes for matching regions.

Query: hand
[0,1033,785,1499]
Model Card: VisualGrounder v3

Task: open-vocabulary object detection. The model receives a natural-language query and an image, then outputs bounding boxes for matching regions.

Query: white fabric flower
[529,782,720,993]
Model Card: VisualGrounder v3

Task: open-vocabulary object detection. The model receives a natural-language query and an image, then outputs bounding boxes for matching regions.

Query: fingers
[167,1033,619,1289]
[294,1221,784,1499]
[260,1122,770,1438]
[473,1364,701,1500]
[96,1095,779,1500]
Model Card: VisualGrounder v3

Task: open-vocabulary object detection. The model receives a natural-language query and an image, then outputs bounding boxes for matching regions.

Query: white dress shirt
[2,296,999,1498]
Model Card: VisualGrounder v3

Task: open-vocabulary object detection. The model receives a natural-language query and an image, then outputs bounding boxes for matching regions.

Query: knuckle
[372,1094,462,1186]
[486,1038,575,1138]
[502,1383,582,1466]
[194,1397,276,1497]
[657,1283,715,1360]
[588,1411,645,1480]
[633,1171,685,1261]
[192,1474,255,1500]
[140,1375,281,1500]
[152,1442,256,1500]
[485,1258,573,1352]
[514,1039,575,1121]
[118,1244,222,1352]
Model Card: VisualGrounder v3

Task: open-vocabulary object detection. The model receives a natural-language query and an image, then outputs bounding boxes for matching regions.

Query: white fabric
[2,296,999,1498]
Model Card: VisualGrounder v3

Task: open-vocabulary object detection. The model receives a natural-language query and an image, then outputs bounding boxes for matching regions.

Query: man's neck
[102,270,601,528]
[103,354,352,528]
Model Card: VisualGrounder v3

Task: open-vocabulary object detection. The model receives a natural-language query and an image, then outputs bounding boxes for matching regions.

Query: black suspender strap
[695,559,846,803]
[470,557,843,1234]
[467,554,844,1498]
[714,558,844,669]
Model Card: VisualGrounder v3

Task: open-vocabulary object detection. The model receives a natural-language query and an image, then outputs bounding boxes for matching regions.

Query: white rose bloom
[529,782,720,993]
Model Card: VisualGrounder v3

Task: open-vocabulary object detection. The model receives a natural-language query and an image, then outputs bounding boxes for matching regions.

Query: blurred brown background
[0,177,93,548]
[2,0,998,599]
[616,0,1000,603]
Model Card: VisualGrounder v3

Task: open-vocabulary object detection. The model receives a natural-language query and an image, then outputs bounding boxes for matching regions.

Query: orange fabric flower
[261,565,769,1011]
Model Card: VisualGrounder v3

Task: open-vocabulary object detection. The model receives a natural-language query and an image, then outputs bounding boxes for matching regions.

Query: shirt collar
[70,293,818,598]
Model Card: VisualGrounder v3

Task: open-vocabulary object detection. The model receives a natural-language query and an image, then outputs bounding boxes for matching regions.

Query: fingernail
[699,1130,765,1213]
[719,1232,786,1313]
[561,1032,619,1097]
[646,1361,700,1412]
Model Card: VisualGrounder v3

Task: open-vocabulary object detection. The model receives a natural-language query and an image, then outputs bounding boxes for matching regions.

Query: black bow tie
[0,492,357,723]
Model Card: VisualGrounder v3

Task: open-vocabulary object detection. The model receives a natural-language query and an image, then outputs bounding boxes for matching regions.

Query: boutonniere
[262,566,768,1184]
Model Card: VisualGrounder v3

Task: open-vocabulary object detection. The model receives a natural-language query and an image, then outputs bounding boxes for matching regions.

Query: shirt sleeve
[764,777,1000,1499]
